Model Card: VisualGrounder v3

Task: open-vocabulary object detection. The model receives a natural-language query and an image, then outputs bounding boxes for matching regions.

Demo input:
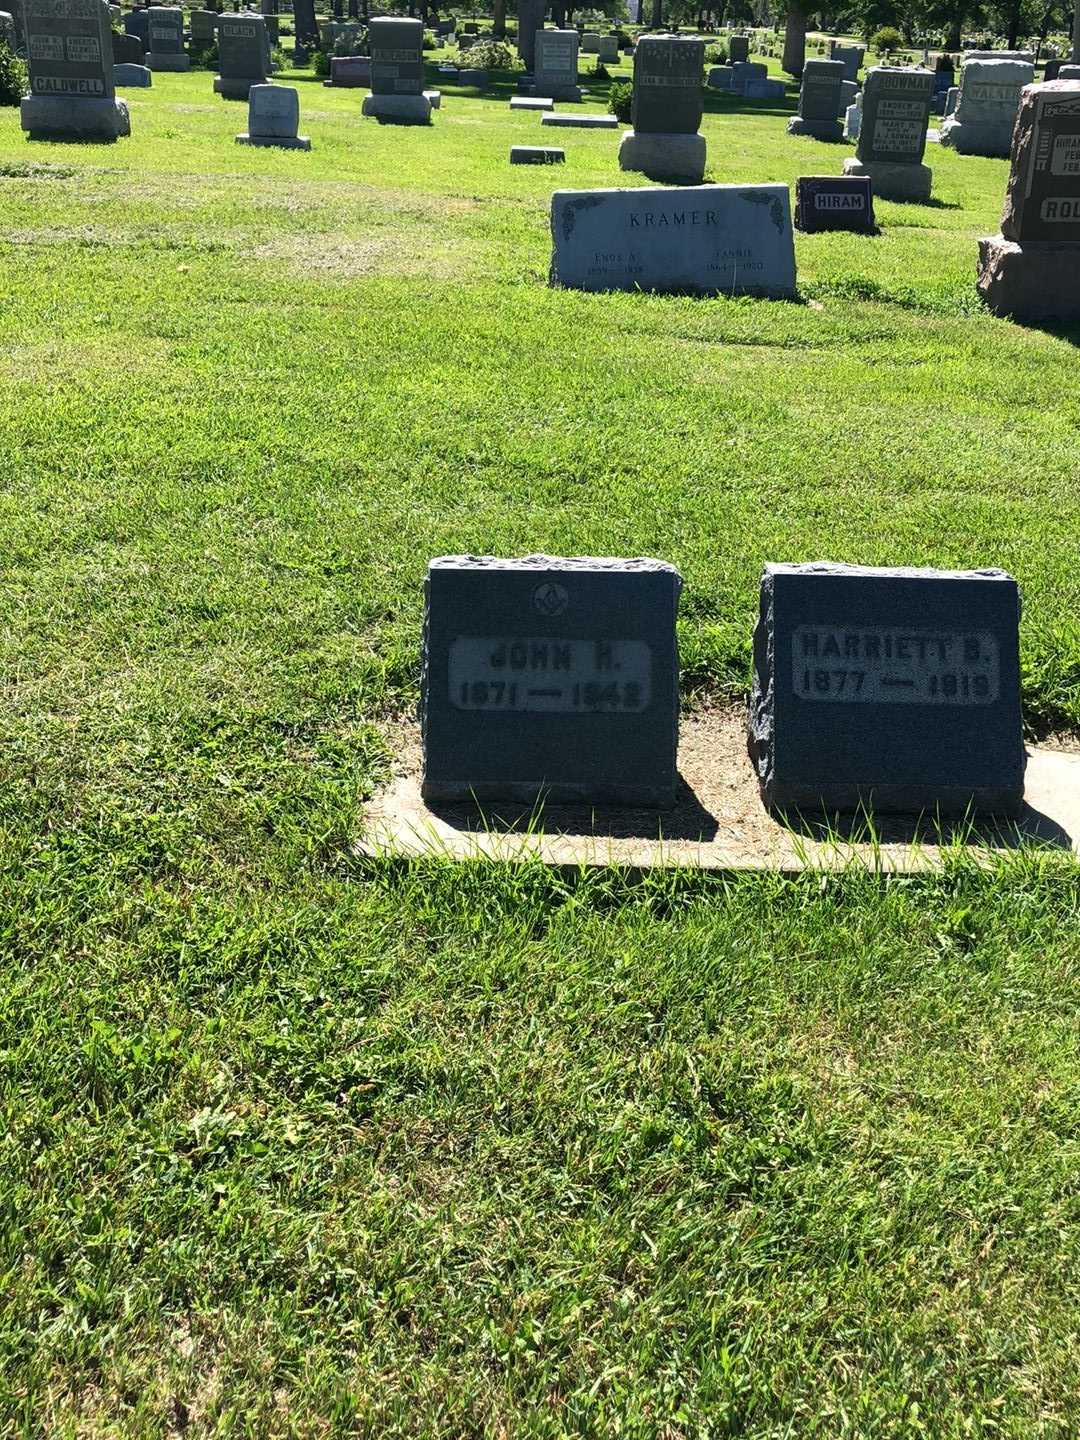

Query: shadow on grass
[777,793,1073,852]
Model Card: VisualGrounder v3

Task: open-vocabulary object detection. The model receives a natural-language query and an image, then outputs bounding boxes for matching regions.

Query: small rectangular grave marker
[511,144,565,163]
[794,174,874,231]
[749,562,1024,815]
[422,556,682,807]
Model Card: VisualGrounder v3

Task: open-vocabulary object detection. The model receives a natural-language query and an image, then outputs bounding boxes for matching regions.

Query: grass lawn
[1,62,1080,1437]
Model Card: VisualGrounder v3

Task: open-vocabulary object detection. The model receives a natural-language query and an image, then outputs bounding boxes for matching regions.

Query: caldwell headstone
[940,56,1032,156]
[728,32,748,63]
[794,174,874,232]
[214,11,269,99]
[422,556,682,808]
[620,34,705,183]
[748,563,1024,816]
[532,29,582,101]
[843,65,934,201]
[146,6,188,69]
[20,0,130,140]
[977,79,1080,323]
[550,183,797,298]
[362,16,430,123]
[788,57,844,139]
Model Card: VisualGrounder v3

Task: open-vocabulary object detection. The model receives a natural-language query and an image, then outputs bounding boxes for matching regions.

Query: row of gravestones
[421,557,1025,819]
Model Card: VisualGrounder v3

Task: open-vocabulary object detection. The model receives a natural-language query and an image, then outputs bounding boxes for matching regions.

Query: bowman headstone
[940,56,1032,156]
[20,0,130,141]
[787,57,844,139]
[146,6,189,70]
[794,174,874,232]
[362,16,431,123]
[532,28,581,101]
[843,65,934,201]
[748,562,1024,816]
[977,79,1080,322]
[620,33,705,184]
[550,183,797,298]
[422,556,682,808]
[214,11,269,99]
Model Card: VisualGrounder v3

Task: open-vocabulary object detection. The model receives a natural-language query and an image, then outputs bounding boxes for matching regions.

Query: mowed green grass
[2,66,1080,1438]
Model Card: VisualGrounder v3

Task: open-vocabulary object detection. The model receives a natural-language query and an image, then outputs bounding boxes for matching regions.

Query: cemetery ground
[2,61,1080,1437]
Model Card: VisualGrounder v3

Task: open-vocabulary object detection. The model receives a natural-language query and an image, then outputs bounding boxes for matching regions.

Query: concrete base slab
[787,115,843,141]
[215,76,263,100]
[541,111,617,128]
[356,711,1080,871]
[236,132,312,148]
[147,53,190,71]
[619,129,706,183]
[423,89,441,108]
[361,92,432,123]
[977,235,1080,322]
[511,95,555,110]
[21,95,130,141]
[843,157,931,202]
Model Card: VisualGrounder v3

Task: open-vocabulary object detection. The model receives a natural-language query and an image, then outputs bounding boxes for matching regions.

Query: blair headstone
[550,183,797,298]
[788,57,844,139]
[362,16,431,124]
[794,174,874,232]
[620,33,705,184]
[422,555,682,808]
[843,65,934,201]
[748,562,1024,816]
[977,79,1080,322]
[940,56,1032,156]
[146,6,189,70]
[214,11,269,99]
[532,28,581,101]
[21,0,130,140]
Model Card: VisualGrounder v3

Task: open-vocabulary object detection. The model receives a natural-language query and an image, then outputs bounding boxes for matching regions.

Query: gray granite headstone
[728,33,748,63]
[1001,81,1080,241]
[632,33,703,134]
[189,8,218,47]
[422,555,682,807]
[857,65,933,164]
[534,28,579,100]
[124,9,149,44]
[940,56,1032,156]
[112,29,144,61]
[789,57,843,138]
[21,0,130,139]
[215,11,269,98]
[749,562,1024,816]
[369,15,423,95]
[147,6,183,55]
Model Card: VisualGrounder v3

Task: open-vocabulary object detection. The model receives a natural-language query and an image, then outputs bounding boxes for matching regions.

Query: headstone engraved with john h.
[620,34,706,184]
[421,555,682,807]
[842,65,933,201]
[21,0,131,140]
[977,80,1080,322]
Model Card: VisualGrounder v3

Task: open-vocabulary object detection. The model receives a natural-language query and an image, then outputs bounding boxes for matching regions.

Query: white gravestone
[236,82,310,147]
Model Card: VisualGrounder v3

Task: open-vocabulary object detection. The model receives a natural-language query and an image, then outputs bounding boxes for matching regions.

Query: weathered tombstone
[532,28,581,101]
[362,15,430,123]
[794,174,874,232]
[597,34,617,62]
[731,59,785,99]
[20,0,130,140]
[707,64,732,90]
[940,56,1032,156]
[828,41,863,82]
[838,78,857,116]
[620,33,705,184]
[788,57,844,139]
[581,29,599,53]
[112,29,144,61]
[1055,63,1080,79]
[510,143,564,163]
[728,32,748,63]
[541,110,617,128]
[146,6,188,70]
[977,80,1080,322]
[422,556,682,808]
[114,58,151,82]
[214,11,269,99]
[550,183,797,298]
[188,10,218,51]
[843,66,933,201]
[844,87,862,140]
[748,562,1025,816]
[236,81,310,146]
[1043,58,1062,81]
[326,54,369,86]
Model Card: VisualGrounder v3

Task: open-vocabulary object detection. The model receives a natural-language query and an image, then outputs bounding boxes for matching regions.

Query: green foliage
[870,23,904,51]
[608,77,633,121]
[459,37,517,69]
[705,41,729,63]
[190,41,218,68]
[312,46,331,76]
[422,28,436,50]
[0,39,26,106]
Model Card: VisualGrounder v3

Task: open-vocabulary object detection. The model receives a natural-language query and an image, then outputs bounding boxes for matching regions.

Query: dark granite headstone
[510,144,565,163]
[749,562,1024,816]
[1043,59,1062,81]
[147,6,184,56]
[26,0,115,98]
[857,65,934,164]
[1001,81,1080,242]
[369,14,423,96]
[632,34,704,135]
[422,555,682,807]
[112,28,144,61]
[794,174,874,231]
[215,12,269,97]
[799,58,843,121]
[124,8,149,44]
[728,33,748,63]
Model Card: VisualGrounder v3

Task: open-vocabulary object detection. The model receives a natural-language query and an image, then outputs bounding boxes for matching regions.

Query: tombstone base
[938,117,1013,157]
[525,83,582,102]
[510,94,554,110]
[361,92,432,123]
[236,132,312,149]
[20,95,131,142]
[423,88,441,108]
[618,129,706,184]
[541,111,617,128]
[977,235,1080,323]
[786,115,843,141]
[114,63,152,86]
[214,76,261,100]
[843,157,931,202]
[147,53,190,71]
[755,776,1024,820]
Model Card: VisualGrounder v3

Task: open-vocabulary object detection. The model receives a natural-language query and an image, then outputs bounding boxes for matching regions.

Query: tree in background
[782,0,806,72]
